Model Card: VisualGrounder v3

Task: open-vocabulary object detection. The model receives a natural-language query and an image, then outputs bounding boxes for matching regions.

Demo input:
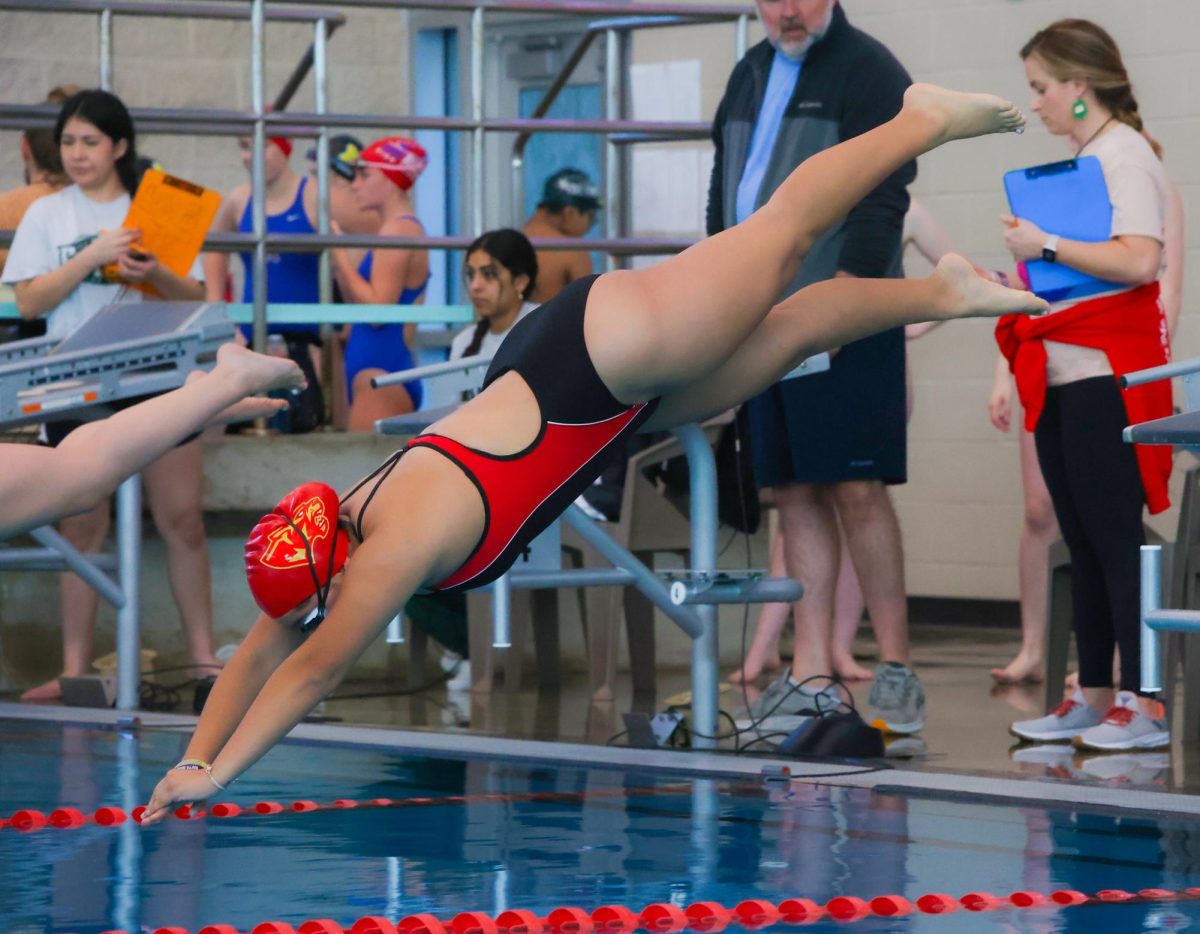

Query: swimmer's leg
[587,85,1024,401]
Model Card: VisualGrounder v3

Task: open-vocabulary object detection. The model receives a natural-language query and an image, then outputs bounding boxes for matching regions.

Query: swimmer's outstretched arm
[142,492,465,822]
[0,344,304,540]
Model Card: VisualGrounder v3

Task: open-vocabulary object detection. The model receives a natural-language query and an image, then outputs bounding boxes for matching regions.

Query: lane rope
[90,886,1200,934]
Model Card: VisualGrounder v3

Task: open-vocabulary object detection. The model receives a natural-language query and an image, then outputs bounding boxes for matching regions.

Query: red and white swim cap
[358,136,427,190]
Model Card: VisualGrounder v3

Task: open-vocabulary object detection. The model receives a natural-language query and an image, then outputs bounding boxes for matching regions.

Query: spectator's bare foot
[833,652,875,682]
[932,254,1048,321]
[20,676,64,702]
[728,655,782,685]
[904,83,1026,144]
[215,395,289,426]
[991,649,1045,685]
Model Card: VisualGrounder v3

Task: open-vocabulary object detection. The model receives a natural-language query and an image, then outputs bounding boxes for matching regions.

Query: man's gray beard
[770,3,835,61]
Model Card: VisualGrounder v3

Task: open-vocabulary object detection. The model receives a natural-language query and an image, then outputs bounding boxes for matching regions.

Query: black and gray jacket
[706,3,915,294]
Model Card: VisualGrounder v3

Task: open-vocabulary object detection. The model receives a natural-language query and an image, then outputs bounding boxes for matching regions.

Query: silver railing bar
[0,0,345,22]
[276,0,750,18]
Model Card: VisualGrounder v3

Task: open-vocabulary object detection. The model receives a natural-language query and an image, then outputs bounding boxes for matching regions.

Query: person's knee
[772,482,830,517]
[832,480,890,522]
[1023,493,1057,538]
[155,505,208,551]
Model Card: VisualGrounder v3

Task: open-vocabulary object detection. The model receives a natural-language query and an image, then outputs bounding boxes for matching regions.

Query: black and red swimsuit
[352,275,658,592]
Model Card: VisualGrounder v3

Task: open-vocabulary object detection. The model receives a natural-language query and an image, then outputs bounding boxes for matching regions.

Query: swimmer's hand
[142,768,221,826]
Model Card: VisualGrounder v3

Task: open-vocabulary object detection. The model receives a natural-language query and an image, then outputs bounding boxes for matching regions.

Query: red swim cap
[245,482,347,621]
[358,136,427,190]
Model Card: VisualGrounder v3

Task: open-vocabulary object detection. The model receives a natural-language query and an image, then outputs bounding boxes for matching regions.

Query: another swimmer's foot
[933,254,1048,320]
[215,395,290,426]
[904,83,1026,144]
[216,341,307,396]
[991,649,1045,685]
[728,654,783,685]
[833,652,875,682]
[20,676,64,702]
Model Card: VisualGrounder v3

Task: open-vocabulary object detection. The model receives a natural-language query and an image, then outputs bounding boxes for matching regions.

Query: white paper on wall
[630,59,701,122]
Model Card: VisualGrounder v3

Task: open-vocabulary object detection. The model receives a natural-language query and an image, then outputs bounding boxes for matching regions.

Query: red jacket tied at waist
[994,282,1172,514]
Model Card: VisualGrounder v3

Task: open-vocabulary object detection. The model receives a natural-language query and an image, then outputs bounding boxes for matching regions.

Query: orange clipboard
[105,169,221,294]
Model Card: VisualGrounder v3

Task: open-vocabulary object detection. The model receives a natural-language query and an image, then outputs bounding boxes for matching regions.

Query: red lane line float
[546,907,592,934]
[292,801,320,812]
[915,894,958,914]
[351,918,399,934]
[638,904,686,933]
[960,892,1004,912]
[731,901,778,930]
[94,806,127,826]
[591,905,637,933]
[451,911,500,934]
[252,924,299,934]
[868,895,914,918]
[211,803,243,818]
[683,901,731,932]
[1140,888,1177,901]
[824,897,869,923]
[1050,890,1089,907]
[1009,891,1048,909]
[776,898,824,925]
[299,922,348,934]
[49,807,86,829]
[1096,890,1135,902]
[11,809,47,831]
[497,908,544,934]
[255,801,286,815]
[199,925,242,933]
[397,913,447,934]
[369,798,394,807]
[333,799,358,809]
[132,806,148,823]
[152,927,190,934]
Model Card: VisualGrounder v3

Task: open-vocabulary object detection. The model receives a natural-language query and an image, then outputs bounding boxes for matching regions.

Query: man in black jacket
[712,0,925,737]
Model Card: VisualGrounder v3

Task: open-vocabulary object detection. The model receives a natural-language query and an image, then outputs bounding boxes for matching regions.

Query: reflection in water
[1,719,1200,933]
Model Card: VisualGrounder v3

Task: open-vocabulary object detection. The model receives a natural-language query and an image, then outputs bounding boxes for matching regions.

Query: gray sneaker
[867,662,926,735]
[1073,692,1170,751]
[1010,688,1102,743]
[733,676,843,733]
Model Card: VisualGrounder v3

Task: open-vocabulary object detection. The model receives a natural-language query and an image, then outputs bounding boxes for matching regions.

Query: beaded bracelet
[173,757,228,791]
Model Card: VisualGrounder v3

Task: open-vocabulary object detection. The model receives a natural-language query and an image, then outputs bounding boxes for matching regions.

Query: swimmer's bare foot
[932,253,1048,320]
[215,342,306,397]
[728,654,782,685]
[833,651,875,682]
[990,648,1045,685]
[904,83,1025,145]
[20,676,64,702]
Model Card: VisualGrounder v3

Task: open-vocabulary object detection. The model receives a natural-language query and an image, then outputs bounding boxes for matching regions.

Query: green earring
[1072,98,1088,119]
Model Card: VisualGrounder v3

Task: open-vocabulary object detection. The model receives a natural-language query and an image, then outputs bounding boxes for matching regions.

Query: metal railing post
[1141,544,1164,693]
[603,28,620,271]
[735,12,748,60]
[98,7,113,89]
[674,423,719,750]
[314,16,332,305]
[115,476,142,710]
[250,0,268,352]
[471,6,485,235]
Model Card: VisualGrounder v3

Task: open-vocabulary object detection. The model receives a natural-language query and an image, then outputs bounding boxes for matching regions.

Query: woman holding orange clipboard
[1,89,218,703]
[999,21,1175,753]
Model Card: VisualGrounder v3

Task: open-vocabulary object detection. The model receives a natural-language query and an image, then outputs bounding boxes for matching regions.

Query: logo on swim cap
[258,495,334,571]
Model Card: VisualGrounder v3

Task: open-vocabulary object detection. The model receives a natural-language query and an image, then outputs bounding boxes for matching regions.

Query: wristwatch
[1042,234,1060,264]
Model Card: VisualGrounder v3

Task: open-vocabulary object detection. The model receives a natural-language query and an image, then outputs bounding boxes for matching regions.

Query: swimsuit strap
[340,448,408,544]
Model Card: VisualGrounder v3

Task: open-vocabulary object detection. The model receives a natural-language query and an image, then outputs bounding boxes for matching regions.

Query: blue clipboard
[1003,156,1121,303]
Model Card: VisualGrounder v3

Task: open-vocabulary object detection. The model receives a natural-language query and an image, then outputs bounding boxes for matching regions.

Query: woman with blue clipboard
[999,20,1174,754]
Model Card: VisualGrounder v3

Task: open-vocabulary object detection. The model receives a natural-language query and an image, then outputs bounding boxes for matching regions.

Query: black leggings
[1034,376,1146,694]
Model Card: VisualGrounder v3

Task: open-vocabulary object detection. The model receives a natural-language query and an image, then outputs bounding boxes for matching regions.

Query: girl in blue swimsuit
[331,136,430,431]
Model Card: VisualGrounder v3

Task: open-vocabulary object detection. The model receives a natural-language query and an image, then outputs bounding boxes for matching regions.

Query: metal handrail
[0,0,344,22]
[277,0,750,17]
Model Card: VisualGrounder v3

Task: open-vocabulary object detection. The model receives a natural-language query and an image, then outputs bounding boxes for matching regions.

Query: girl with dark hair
[2,88,213,703]
[142,86,1043,817]
[1002,20,1175,751]
[452,228,540,366]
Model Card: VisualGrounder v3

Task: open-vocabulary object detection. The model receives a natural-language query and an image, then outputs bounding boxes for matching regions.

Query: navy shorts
[747,327,906,488]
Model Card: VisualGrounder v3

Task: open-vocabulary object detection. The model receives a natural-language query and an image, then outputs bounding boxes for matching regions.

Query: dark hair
[23,129,64,182]
[1021,19,1162,160]
[462,228,538,357]
[54,89,140,192]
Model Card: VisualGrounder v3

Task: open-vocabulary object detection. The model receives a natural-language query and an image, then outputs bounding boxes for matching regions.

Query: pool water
[2,718,1200,933]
